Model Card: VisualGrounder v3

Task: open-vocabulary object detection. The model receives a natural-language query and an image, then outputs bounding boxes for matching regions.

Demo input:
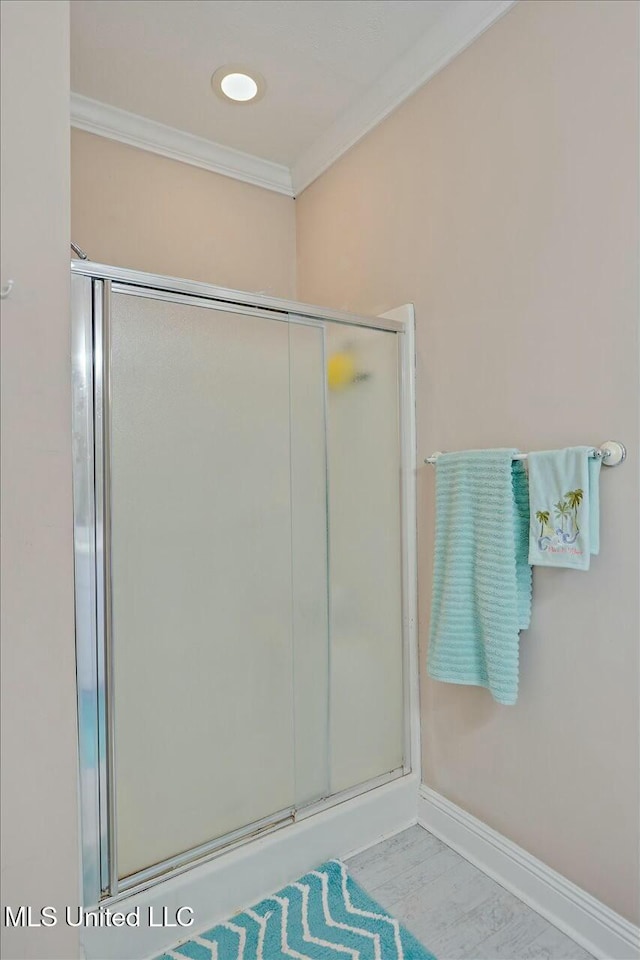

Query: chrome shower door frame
[71,261,417,907]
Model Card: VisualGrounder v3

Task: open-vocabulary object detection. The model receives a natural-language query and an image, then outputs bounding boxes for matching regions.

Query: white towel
[527,447,601,570]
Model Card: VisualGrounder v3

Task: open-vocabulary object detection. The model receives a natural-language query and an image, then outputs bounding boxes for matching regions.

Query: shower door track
[105,766,406,905]
[72,261,405,332]
[115,806,296,898]
[71,260,417,908]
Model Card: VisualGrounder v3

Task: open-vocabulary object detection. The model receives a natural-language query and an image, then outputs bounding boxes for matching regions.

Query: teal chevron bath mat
[157,859,435,959]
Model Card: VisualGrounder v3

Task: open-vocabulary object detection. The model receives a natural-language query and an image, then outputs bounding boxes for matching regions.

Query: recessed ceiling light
[221,73,257,101]
[211,65,265,104]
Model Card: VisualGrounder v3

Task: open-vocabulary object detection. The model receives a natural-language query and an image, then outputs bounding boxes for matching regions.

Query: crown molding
[291,0,518,195]
[70,1,516,200]
[70,93,294,197]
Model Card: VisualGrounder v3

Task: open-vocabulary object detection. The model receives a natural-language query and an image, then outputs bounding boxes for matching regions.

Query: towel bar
[425,440,626,467]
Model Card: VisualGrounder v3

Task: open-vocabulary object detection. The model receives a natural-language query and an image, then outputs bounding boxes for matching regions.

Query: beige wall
[296,0,639,924]
[71,129,296,298]
[3,0,637,943]
[0,2,80,958]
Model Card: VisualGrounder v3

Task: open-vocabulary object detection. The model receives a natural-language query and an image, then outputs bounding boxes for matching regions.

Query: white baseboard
[81,776,639,960]
[82,773,418,960]
[418,786,640,960]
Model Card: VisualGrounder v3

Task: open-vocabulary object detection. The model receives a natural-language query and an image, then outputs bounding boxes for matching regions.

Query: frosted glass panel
[325,325,404,793]
[110,293,296,878]
[101,288,402,881]
[289,322,330,806]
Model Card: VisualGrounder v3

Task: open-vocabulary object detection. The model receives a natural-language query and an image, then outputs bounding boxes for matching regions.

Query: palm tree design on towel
[535,510,550,539]
[565,489,584,540]
[537,490,584,550]
[554,499,571,535]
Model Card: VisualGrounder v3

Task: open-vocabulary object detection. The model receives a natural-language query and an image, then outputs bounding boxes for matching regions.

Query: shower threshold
[108,765,406,904]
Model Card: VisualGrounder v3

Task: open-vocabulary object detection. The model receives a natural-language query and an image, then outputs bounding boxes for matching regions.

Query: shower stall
[71,261,417,948]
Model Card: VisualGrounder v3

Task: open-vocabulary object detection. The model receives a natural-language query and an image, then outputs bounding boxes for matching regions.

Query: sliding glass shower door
[72,266,407,903]
[109,291,330,879]
[324,323,404,795]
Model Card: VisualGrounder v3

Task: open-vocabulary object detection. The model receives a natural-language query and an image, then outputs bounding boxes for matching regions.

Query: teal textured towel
[427,450,532,706]
[527,447,601,570]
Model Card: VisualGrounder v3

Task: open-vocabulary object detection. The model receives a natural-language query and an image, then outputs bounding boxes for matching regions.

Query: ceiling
[70,0,514,194]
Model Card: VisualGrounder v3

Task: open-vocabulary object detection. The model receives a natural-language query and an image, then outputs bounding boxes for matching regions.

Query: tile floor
[347,825,595,960]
